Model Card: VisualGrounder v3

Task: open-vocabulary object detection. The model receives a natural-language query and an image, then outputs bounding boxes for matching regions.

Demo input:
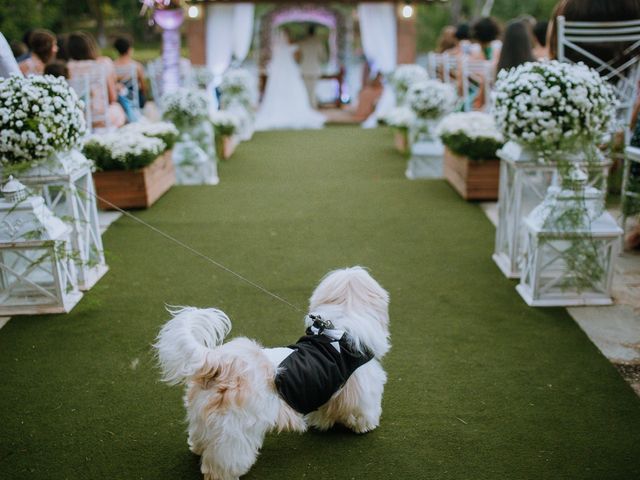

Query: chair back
[427,52,459,85]
[67,75,92,134]
[460,59,494,112]
[146,57,195,107]
[556,15,640,137]
[68,61,112,132]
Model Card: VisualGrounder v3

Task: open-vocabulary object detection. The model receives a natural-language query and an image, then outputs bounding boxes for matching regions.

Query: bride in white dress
[254,30,325,130]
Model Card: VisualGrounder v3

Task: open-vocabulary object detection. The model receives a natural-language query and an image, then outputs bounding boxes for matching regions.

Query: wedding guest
[470,17,502,62]
[0,31,21,78]
[532,21,549,60]
[10,41,27,60]
[436,26,458,53]
[15,29,33,62]
[496,20,535,77]
[19,29,57,75]
[113,36,147,108]
[67,31,126,128]
[44,61,69,79]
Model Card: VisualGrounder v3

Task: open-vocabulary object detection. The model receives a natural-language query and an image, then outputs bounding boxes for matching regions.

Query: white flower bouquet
[492,61,617,155]
[436,112,504,161]
[160,88,210,130]
[83,132,166,171]
[210,110,240,137]
[391,64,429,104]
[120,121,179,150]
[406,80,457,120]
[219,69,256,109]
[382,106,416,131]
[0,74,86,173]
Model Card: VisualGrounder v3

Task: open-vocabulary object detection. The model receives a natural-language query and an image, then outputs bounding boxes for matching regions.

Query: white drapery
[232,4,255,63]
[0,32,21,78]
[357,2,397,127]
[206,3,255,76]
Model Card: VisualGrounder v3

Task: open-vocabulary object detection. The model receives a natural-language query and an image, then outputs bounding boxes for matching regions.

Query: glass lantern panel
[0,247,60,306]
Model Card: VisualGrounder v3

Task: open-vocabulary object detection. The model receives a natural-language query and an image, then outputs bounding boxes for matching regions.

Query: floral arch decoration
[258,4,347,72]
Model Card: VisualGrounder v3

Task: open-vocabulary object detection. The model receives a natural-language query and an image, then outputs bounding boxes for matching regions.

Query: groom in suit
[298,25,327,109]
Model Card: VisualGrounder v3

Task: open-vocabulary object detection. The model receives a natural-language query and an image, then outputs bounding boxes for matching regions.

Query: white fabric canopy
[206,4,235,77]
[232,4,255,63]
[357,3,397,75]
[357,3,398,128]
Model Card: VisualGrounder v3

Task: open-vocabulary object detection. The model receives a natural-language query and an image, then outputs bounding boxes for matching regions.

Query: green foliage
[440,132,502,161]
[83,142,160,172]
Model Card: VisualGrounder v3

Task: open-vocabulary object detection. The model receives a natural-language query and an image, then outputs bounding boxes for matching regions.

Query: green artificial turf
[1,126,639,479]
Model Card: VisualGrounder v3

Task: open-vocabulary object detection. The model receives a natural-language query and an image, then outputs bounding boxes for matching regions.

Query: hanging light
[401,2,414,19]
[187,5,201,19]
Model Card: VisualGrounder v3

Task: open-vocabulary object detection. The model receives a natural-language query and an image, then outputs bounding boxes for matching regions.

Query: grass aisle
[1,126,639,480]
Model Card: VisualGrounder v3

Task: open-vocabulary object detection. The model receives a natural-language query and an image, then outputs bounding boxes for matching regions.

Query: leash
[18,165,304,314]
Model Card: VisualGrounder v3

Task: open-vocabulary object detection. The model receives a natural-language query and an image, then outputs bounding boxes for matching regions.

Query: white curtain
[357,3,397,128]
[0,32,20,78]
[232,4,255,63]
[206,4,235,77]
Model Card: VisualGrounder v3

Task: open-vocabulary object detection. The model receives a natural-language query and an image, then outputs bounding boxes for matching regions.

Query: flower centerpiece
[83,131,175,209]
[391,64,429,105]
[160,88,210,131]
[436,112,504,200]
[120,121,179,151]
[191,66,215,90]
[406,79,457,142]
[219,68,256,110]
[210,110,240,160]
[492,60,616,161]
[382,106,416,154]
[0,74,86,176]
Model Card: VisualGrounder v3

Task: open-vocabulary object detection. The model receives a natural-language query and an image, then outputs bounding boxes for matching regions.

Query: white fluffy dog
[155,266,390,480]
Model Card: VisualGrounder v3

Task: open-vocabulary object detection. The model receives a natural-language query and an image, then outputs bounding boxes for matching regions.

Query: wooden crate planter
[93,150,175,210]
[443,147,500,200]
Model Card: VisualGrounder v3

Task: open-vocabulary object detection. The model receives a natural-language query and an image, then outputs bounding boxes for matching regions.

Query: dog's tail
[154,306,232,385]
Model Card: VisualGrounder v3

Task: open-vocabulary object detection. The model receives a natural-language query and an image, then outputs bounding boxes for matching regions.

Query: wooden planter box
[394,129,409,154]
[443,147,500,201]
[215,135,236,160]
[93,150,175,210]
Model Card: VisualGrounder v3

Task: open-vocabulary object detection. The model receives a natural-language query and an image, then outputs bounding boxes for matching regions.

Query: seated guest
[532,20,549,60]
[44,61,69,79]
[19,29,57,75]
[496,20,535,77]
[470,17,502,63]
[56,34,69,62]
[10,41,27,60]
[15,29,33,63]
[113,36,147,109]
[67,31,126,129]
[436,26,458,53]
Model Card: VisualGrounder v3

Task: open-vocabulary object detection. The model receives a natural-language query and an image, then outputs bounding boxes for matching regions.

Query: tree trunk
[449,0,463,24]
[87,0,107,48]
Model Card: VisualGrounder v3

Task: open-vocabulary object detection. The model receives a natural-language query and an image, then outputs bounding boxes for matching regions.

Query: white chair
[67,61,112,132]
[556,15,640,138]
[147,57,194,106]
[427,52,459,86]
[460,58,494,112]
[67,75,92,134]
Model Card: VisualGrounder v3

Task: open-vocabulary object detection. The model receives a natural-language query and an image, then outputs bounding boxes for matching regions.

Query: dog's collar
[305,314,344,341]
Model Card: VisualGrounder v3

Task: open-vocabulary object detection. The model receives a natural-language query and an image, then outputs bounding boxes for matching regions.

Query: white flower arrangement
[83,131,166,171]
[0,74,86,172]
[210,110,240,137]
[382,106,416,131]
[436,112,504,161]
[161,88,210,130]
[219,68,256,109]
[406,80,457,120]
[492,61,617,154]
[191,66,215,89]
[391,64,429,104]
[120,121,179,149]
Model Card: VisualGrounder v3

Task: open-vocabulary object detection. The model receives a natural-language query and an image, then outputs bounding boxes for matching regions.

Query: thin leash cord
[28,166,303,313]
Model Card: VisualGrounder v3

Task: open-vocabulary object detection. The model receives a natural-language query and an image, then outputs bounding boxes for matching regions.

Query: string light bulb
[401,3,414,19]
[187,5,200,19]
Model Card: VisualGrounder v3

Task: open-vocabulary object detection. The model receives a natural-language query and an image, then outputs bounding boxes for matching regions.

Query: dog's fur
[154,266,390,480]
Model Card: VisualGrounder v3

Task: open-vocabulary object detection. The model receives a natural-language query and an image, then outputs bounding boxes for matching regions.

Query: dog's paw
[346,415,379,434]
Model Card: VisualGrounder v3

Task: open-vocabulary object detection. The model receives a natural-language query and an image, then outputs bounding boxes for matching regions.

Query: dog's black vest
[274,326,374,415]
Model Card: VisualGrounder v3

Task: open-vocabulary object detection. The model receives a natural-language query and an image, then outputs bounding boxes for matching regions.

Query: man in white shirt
[297,25,327,109]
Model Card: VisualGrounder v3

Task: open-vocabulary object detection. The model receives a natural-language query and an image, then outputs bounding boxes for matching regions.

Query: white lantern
[0,177,83,314]
[406,119,444,179]
[493,141,610,278]
[16,150,108,291]
[516,169,622,307]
